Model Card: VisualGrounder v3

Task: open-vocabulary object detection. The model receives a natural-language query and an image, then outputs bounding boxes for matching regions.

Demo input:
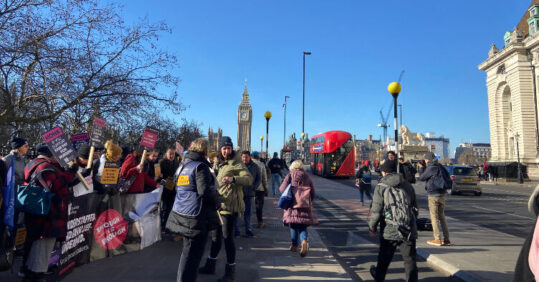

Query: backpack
[432,165,452,190]
[380,183,414,240]
[361,171,372,185]
[402,164,416,184]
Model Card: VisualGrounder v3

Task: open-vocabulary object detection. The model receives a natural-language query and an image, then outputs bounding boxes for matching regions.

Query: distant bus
[309,130,355,177]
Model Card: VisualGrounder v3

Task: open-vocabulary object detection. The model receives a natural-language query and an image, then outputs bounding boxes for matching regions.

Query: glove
[68,163,79,173]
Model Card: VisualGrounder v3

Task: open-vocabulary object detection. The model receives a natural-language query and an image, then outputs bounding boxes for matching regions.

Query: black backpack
[432,165,452,190]
[402,163,416,184]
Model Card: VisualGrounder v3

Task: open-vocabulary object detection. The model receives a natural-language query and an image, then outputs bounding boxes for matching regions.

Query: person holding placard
[92,140,123,194]
[159,148,180,230]
[120,148,157,193]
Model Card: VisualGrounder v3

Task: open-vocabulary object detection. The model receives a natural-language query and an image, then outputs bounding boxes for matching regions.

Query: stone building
[208,127,222,153]
[237,85,252,151]
[424,133,450,159]
[478,0,539,177]
[454,143,491,163]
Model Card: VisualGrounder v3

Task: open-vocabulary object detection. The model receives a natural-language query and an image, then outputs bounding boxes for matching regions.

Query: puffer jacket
[418,160,447,197]
[214,151,253,214]
[279,169,318,226]
[368,172,418,241]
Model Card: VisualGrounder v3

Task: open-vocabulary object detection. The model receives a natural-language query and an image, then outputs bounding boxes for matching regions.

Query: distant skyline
[119,0,533,157]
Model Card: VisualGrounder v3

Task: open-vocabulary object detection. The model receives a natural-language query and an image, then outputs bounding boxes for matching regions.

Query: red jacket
[120,154,157,193]
[24,157,74,239]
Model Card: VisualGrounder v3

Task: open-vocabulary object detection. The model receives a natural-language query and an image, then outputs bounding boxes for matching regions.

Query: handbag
[15,162,56,215]
[278,176,294,209]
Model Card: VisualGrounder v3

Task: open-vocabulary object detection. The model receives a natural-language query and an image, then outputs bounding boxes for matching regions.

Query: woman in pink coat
[279,160,318,257]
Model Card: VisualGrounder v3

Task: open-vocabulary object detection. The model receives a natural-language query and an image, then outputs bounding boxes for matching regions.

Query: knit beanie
[36,143,53,158]
[105,140,123,162]
[11,136,27,150]
[78,144,91,159]
[219,136,233,149]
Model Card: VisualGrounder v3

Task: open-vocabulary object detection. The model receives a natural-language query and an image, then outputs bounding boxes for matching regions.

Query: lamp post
[301,132,306,161]
[283,96,290,149]
[514,131,524,184]
[302,51,311,135]
[388,81,401,174]
[260,136,264,158]
[264,111,272,161]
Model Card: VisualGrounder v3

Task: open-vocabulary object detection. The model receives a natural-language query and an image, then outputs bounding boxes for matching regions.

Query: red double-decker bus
[309,130,355,177]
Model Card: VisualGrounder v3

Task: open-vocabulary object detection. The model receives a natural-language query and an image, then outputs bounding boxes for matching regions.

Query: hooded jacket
[418,160,447,197]
[279,169,318,226]
[214,151,253,214]
[368,172,418,241]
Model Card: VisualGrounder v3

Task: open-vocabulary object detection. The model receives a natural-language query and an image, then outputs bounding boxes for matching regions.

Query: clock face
[241,112,247,120]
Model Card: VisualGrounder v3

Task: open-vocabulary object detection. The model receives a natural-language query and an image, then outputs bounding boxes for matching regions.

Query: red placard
[140,127,159,149]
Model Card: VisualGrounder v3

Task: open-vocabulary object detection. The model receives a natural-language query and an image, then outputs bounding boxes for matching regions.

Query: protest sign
[71,133,90,151]
[139,127,159,166]
[154,163,161,178]
[87,117,106,169]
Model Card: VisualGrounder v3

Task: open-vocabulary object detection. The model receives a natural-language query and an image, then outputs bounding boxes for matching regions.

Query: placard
[154,163,161,178]
[140,127,159,149]
[100,167,120,185]
[72,133,90,151]
[90,118,106,147]
[42,127,78,168]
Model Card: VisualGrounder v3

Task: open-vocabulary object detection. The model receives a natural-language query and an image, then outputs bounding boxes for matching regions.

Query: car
[444,165,482,196]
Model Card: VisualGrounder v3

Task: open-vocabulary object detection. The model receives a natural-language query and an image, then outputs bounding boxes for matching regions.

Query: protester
[235,151,261,237]
[92,140,123,194]
[368,159,418,282]
[355,162,372,206]
[199,136,252,282]
[386,151,396,161]
[279,160,318,257]
[144,150,160,181]
[166,138,219,282]
[418,152,451,246]
[251,151,268,228]
[4,135,29,188]
[399,157,417,184]
[120,149,158,193]
[21,143,77,281]
[267,152,284,197]
[159,148,180,228]
[514,184,539,281]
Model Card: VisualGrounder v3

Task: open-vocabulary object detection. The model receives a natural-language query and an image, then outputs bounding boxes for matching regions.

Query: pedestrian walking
[368,160,419,282]
[166,138,220,282]
[267,152,285,197]
[280,160,318,257]
[198,136,252,282]
[21,143,77,281]
[235,151,260,237]
[417,152,451,246]
[251,151,268,228]
[355,162,372,206]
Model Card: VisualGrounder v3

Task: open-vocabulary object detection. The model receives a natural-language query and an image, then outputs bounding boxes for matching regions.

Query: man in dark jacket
[368,160,418,282]
[399,157,417,184]
[166,138,219,282]
[267,152,286,197]
[235,151,261,237]
[159,148,180,229]
[417,152,451,246]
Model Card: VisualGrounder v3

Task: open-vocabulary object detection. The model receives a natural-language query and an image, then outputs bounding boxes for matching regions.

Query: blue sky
[120,0,531,157]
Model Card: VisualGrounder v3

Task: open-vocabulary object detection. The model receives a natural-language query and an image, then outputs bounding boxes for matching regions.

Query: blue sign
[313,144,324,152]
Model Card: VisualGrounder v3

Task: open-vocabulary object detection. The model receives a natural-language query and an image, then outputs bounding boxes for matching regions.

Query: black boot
[217,263,235,282]
[198,257,217,274]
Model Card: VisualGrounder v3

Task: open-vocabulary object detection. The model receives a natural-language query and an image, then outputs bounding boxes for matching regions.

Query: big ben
[237,84,252,151]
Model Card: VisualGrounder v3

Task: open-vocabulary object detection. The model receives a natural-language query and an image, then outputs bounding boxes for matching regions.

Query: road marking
[472,205,534,220]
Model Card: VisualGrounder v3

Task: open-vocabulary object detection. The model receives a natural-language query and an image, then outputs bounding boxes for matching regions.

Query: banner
[42,127,78,168]
[90,118,106,147]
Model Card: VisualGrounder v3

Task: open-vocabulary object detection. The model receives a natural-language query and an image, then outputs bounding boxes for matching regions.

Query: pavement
[311,174,524,282]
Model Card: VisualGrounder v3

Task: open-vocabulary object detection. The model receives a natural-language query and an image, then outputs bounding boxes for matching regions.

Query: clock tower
[237,84,252,151]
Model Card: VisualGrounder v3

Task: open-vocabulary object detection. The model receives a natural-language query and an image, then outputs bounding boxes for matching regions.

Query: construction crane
[378,101,392,148]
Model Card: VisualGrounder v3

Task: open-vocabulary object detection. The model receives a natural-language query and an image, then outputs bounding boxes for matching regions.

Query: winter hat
[273,152,278,158]
[10,136,27,150]
[104,140,123,162]
[423,152,436,161]
[36,143,53,158]
[380,159,397,173]
[251,151,259,158]
[78,144,91,159]
[219,136,233,149]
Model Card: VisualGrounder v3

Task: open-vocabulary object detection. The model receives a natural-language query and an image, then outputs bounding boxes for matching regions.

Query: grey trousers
[26,238,56,273]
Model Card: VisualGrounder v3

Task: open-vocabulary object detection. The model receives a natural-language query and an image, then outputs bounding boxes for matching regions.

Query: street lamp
[301,132,306,161]
[264,111,272,161]
[302,51,311,135]
[513,131,524,184]
[388,81,401,173]
[260,136,264,158]
[283,96,290,148]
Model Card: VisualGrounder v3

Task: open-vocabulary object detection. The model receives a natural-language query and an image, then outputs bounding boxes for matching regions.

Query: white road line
[472,205,535,220]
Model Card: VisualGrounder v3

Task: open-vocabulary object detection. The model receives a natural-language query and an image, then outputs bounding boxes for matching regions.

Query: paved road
[332,176,536,238]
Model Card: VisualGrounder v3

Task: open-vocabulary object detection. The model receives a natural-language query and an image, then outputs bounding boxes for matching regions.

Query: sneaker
[427,239,443,246]
[289,245,298,252]
[370,265,376,279]
[443,240,452,246]
[245,230,254,237]
[300,240,309,257]
[257,222,266,228]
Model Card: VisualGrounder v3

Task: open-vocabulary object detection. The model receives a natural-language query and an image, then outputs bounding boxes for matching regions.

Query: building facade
[478,0,539,175]
[237,85,252,151]
[208,127,223,153]
[425,135,450,159]
[454,143,491,163]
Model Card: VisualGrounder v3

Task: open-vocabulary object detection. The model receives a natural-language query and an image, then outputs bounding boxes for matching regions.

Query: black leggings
[209,213,237,264]
[255,191,265,223]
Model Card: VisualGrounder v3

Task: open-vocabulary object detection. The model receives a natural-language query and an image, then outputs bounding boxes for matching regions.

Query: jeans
[235,196,254,234]
[209,213,237,264]
[177,232,208,282]
[374,238,418,282]
[270,173,282,197]
[289,224,308,246]
[359,184,372,203]
[255,191,265,223]
[428,196,450,241]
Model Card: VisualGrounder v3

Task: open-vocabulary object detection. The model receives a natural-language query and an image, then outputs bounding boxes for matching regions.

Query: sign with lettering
[140,127,159,149]
[42,127,78,168]
[90,118,106,147]
[100,167,120,185]
[72,133,90,151]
